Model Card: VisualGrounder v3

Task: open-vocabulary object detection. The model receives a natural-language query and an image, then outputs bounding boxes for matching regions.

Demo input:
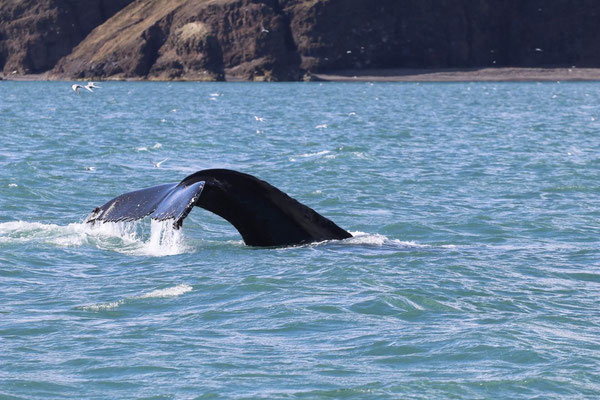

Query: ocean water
[0,80,599,399]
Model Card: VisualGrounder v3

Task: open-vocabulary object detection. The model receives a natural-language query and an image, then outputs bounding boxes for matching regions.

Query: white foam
[138,220,187,256]
[138,283,193,299]
[0,221,89,246]
[81,300,123,312]
[137,143,162,151]
[81,284,192,312]
[90,220,188,256]
[346,231,432,248]
[88,220,142,243]
[289,150,331,162]
[344,232,457,249]
[0,219,189,256]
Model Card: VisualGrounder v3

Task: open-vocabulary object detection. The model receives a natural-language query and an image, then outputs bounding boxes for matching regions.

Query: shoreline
[3,67,600,82]
[312,67,600,82]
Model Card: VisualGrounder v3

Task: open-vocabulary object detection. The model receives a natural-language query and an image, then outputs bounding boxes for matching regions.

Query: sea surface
[0,80,599,399]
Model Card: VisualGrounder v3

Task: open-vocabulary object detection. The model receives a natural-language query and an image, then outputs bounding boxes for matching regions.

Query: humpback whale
[85,169,352,247]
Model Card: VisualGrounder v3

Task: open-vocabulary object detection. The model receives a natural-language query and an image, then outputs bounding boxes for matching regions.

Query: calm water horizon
[1,80,599,399]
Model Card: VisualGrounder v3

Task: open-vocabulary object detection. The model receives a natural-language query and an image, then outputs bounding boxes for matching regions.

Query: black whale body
[85,169,352,247]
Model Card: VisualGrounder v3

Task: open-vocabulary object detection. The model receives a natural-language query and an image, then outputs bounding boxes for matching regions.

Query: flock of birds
[71,82,101,94]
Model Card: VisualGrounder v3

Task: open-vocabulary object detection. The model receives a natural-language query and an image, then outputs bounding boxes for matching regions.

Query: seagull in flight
[72,82,101,94]
[152,158,168,168]
[261,25,269,34]
[85,82,101,92]
[83,82,100,92]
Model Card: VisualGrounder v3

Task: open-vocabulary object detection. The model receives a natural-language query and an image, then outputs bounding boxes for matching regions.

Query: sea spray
[143,219,187,256]
[87,220,144,243]
[0,221,91,246]
[0,219,189,256]
[91,219,188,256]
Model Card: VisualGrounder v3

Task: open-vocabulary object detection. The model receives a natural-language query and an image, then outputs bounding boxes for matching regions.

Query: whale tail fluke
[86,169,352,247]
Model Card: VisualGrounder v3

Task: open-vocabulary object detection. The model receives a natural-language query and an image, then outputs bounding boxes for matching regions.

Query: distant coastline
[312,67,600,82]
[4,1,600,82]
[4,67,600,83]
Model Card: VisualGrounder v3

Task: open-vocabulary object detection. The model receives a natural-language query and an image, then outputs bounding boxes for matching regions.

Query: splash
[86,219,189,256]
[0,221,90,247]
[0,219,189,256]
[140,220,187,256]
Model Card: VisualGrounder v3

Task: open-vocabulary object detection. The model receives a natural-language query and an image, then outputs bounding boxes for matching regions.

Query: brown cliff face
[281,0,600,72]
[2,0,600,81]
[52,0,300,81]
[0,0,134,75]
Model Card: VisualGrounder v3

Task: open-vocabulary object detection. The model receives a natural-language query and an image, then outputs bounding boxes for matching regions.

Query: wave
[346,231,432,247]
[0,221,450,255]
[80,283,193,312]
[288,148,368,162]
[298,231,453,250]
[0,220,189,257]
[289,150,331,162]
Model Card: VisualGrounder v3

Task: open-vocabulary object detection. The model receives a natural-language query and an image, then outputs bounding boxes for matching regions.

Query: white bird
[153,158,168,168]
[261,25,269,34]
[254,116,264,122]
[73,82,100,93]
[85,166,96,171]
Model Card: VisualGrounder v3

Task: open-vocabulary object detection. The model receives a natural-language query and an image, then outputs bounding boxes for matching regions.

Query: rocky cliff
[52,0,299,81]
[0,0,134,74]
[1,0,599,81]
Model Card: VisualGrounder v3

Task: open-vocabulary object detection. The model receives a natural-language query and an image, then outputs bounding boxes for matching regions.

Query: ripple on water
[2,81,600,399]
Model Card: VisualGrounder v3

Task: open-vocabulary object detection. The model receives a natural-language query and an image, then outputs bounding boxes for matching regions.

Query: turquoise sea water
[0,80,599,399]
